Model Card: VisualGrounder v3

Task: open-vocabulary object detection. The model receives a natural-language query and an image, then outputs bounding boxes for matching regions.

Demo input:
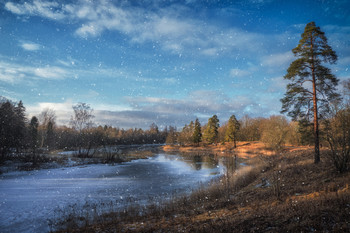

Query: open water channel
[0,151,240,233]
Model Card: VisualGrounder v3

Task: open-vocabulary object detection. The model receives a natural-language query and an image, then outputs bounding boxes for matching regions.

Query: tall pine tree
[281,22,339,163]
[14,100,27,152]
[203,115,219,144]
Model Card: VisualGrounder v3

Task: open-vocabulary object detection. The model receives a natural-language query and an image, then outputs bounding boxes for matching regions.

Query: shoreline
[162,141,293,157]
[63,143,350,232]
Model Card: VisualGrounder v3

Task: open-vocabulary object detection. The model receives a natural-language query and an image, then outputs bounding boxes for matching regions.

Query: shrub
[325,108,350,173]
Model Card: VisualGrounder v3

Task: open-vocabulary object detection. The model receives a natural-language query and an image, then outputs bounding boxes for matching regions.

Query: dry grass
[163,141,311,158]
[57,147,350,233]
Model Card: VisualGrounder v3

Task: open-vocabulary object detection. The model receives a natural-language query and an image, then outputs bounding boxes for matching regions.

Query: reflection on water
[0,150,247,233]
[162,152,246,177]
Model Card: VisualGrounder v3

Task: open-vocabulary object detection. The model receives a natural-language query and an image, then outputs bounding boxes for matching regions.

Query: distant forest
[1,78,349,161]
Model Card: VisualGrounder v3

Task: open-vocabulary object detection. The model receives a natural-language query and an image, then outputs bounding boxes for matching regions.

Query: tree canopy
[203,115,219,144]
[225,114,240,148]
[192,118,202,145]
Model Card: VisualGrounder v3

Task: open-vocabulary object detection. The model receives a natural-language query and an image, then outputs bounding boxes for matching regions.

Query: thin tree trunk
[311,37,320,163]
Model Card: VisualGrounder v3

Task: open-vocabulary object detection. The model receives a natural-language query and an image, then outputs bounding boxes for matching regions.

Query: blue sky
[1,0,349,129]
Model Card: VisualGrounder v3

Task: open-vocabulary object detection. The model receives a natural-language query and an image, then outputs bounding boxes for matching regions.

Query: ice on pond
[0,153,223,233]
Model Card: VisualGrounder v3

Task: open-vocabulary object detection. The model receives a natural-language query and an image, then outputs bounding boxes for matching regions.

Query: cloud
[109,90,277,128]
[125,90,257,123]
[34,66,68,79]
[65,1,135,38]
[26,100,74,125]
[267,76,289,93]
[5,0,65,20]
[5,0,263,56]
[20,42,41,51]
[0,61,70,83]
[230,68,252,78]
[24,88,282,129]
[261,51,294,68]
[338,56,350,66]
[0,55,130,84]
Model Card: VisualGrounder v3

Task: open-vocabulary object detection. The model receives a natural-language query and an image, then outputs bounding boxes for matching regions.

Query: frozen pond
[0,153,226,233]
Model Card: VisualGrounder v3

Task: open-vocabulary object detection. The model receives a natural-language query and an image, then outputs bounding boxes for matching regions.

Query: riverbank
[0,144,161,174]
[68,145,350,232]
[162,141,302,157]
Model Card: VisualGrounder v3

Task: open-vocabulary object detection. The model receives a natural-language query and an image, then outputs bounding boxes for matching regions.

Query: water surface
[0,153,227,233]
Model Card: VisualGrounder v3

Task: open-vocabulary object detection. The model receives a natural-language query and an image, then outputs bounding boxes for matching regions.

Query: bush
[325,108,350,173]
[261,116,289,152]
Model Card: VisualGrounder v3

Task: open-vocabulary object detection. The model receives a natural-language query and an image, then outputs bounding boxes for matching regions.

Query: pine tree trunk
[311,37,320,163]
[312,89,320,164]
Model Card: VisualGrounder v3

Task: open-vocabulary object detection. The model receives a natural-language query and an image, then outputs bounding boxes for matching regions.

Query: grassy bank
[57,144,350,232]
[162,141,290,157]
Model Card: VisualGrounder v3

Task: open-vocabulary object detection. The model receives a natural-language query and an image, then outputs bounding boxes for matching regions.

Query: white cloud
[34,66,67,79]
[0,61,70,83]
[94,103,132,112]
[66,1,134,38]
[26,100,74,125]
[5,0,263,56]
[20,42,41,51]
[126,90,256,122]
[338,56,350,66]
[23,90,281,129]
[230,68,252,78]
[267,76,289,93]
[201,48,218,56]
[261,51,294,68]
[5,0,65,20]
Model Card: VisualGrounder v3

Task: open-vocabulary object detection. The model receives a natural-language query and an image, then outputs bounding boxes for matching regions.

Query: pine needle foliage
[224,114,240,148]
[192,118,202,146]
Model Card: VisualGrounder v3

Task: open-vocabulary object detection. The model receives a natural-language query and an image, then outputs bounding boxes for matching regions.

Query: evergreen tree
[29,116,39,151]
[0,101,16,158]
[192,118,202,146]
[0,99,27,158]
[297,119,314,146]
[14,100,27,152]
[225,114,240,148]
[281,22,340,163]
[203,115,219,144]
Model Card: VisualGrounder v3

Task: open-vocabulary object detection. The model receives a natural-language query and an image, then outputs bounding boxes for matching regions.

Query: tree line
[166,114,299,149]
[0,100,167,160]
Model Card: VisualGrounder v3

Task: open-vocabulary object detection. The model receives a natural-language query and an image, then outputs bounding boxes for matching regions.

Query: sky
[1,0,349,129]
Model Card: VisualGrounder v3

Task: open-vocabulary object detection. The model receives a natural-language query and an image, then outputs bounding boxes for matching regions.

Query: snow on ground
[0,154,222,233]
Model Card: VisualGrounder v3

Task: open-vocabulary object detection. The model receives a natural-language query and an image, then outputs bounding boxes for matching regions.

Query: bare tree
[70,103,94,133]
[324,80,350,172]
[39,108,56,148]
[70,103,95,157]
[261,115,289,152]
